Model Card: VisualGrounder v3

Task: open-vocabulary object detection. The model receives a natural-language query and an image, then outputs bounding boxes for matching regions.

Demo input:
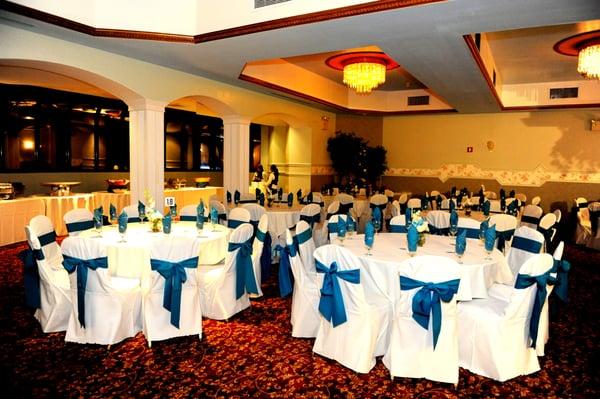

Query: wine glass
[365,241,373,256]
[484,246,493,261]
[373,219,381,235]
[139,209,146,225]
[449,225,458,245]
[456,250,464,264]
[347,222,355,239]
[118,223,127,243]
[196,219,205,237]
[478,231,485,246]
[169,206,177,223]
[93,216,102,238]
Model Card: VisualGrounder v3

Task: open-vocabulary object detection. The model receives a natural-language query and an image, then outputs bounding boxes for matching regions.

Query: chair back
[63,208,94,236]
[389,215,407,233]
[504,254,553,321]
[391,200,400,218]
[440,198,456,210]
[457,217,480,239]
[370,194,388,207]
[574,197,588,211]
[228,207,251,229]
[242,203,266,222]
[489,214,518,232]
[398,193,408,205]
[239,193,257,204]
[507,226,545,277]
[122,204,142,222]
[223,223,255,282]
[425,210,450,234]
[336,193,354,205]
[179,204,205,222]
[27,215,62,266]
[484,191,497,200]
[407,198,421,210]
[310,192,325,206]
[521,205,543,228]
[326,200,340,217]
[327,214,347,239]
[299,204,321,226]
[552,209,562,223]
[296,220,316,273]
[531,196,541,206]
[515,193,527,203]
[489,200,502,213]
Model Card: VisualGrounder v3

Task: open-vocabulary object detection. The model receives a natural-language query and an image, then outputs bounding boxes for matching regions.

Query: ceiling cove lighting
[554,30,600,80]
[326,51,399,94]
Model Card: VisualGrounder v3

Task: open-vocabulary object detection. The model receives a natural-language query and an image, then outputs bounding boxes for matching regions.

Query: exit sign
[467,147,473,153]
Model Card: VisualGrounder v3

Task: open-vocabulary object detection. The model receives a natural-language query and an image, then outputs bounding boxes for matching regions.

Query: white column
[128,99,167,210]
[222,116,251,195]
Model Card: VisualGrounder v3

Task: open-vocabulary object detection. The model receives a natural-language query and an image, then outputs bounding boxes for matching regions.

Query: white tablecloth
[0,197,46,246]
[340,233,513,301]
[78,222,229,279]
[266,206,301,239]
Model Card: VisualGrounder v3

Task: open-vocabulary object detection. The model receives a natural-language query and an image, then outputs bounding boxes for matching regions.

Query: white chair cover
[489,214,518,252]
[389,215,407,233]
[143,235,202,345]
[398,193,408,206]
[63,208,94,236]
[391,200,401,218]
[250,214,268,298]
[457,254,553,381]
[440,198,457,210]
[242,203,266,222]
[457,217,481,239]
[531,196,541,206]
[62,236,142,345]
[312,245,392,373]
[336,193,354,206]
[489,200,502,213]
[370,194,388,206]
[26,217,70,333]
[425,210,450,233]
[521,205,543,229]
[296,220,316,274]
[538,213,557,248]
[197,224,253,320]
[179,204,208,221]
[228,207,251,229]
[382,256,461,384]
[288,228,320,338]
[326,200,340,217]
[311,192,324,206]
[407,198,421,210]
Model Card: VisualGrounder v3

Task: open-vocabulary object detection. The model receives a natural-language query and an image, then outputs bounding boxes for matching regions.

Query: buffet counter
[0,197,46,246]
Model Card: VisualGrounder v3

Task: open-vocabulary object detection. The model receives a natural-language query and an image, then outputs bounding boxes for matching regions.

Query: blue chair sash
[66,220,94,233]
[577,202,588,209]
[316,260,360,327]
[128,217,141,223]
[228,238,258,299]
[218,213,227,222]
[327,221,338,235]
[496,229,515,252]
[150,256,198,328]
[20,248,41,308]
[62,255,109,328]
[400,276,460,349]
[300,214,321,227]
[38,231,57,247]
[457,227,479,239]
[339,203,353,215]
[256,229,272,282]
[549,259,570,303]
[277,241,297,297]
[428,226,449,236]
[389,224,407,233]
[296,228,312,245]
[511,236,542,253]
[238,199,257,204]
[180,215,196,222]
[228,219,246,229]
[515,272,548,347]
[521,215,540,226]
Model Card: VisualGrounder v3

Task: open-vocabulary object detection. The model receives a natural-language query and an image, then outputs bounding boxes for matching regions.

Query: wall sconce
[321,115,330,130]
[22,139,34,150]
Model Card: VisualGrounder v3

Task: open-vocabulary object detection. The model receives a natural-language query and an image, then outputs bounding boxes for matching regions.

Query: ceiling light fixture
[554,30,600,80]
[326,51,399,94]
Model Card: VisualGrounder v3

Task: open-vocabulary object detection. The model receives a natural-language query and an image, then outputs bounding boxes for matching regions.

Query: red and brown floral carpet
[1,241,598,398]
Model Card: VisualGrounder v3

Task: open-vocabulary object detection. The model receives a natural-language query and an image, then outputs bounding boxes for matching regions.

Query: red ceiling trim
[1,0,445,43]
[238,73,457,116]
[462,34,600,112]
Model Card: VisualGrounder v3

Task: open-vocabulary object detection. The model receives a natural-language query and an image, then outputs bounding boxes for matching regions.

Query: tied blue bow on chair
[495,229,515,252]
[511,236,543,253]
[400,276,460,349]
[316,260,360,327]
[255,228,272,282]
[296,227,312,246]
[515,272,549,348]
[277,240,297,297]
[300,213,320,227]
[62,255,109,328]
[549,258,571,302]
[21,247,42,308]
[150,256,198,328]
[228,238,258,299]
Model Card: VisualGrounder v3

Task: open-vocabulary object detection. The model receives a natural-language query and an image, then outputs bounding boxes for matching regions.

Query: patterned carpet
[0,241,599,398]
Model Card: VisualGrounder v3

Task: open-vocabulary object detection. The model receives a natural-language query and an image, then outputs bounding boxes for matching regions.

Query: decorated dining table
[76,221,229,279]
[338,231,513,302]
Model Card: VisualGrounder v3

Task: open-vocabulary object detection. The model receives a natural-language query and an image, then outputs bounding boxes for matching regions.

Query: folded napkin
[365,221,375,248]
[227,191,232,203]
[485,224,496,252]
[278,188,283,201]
[451,186,457,197]
[405,207,412,227]
[500,188,506,200]
[337,217,346,239]
[407,224,418,253]
[93,207,103,228]
[500,197,506,211]
[482,200,491,216]
[234,190,240,204]
[210,206,219,225]
[456,193,463,207]
[307,192,313,204]
[449,199,456,212]
[259,192,265,206]
[138,201,145,219]
[450,210,458,231]
[372,206,382,226]
[479,218,489,238]
[287,192,293,208]
[118,210,128,233]
[507,199,518,216]
[296,189,302,203]
[169,204,177,218]
[436,195,443,207]
[346,212,355,232]
[196,202,205,230]
[421,197,429,210]
[455,229,467,255]
[509,189,515,198]
[163,214,172,234]
[109,203,117,221]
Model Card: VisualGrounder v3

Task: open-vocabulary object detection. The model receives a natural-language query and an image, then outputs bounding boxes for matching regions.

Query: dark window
[0,84,129,172]
[549,87,578,99]
[407,96,430,106]
[250,123,262,172]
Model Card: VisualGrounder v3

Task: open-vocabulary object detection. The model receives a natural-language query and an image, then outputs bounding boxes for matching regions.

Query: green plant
[326,131,366,184]
[364,145,388,185]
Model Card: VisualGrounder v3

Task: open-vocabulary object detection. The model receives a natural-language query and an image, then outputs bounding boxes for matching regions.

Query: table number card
[165,197,176,207]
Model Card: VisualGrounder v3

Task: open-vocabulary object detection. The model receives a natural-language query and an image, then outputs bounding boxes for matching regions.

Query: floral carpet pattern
[0,241,599,398]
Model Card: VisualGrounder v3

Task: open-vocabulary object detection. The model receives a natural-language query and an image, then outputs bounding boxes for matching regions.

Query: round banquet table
[77,221,229,279]
[339,232,513,302]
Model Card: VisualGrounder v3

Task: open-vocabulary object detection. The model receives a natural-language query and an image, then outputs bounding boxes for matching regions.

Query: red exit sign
[467,146,473,153]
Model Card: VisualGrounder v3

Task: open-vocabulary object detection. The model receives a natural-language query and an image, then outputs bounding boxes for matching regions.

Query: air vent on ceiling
[255,0,291,8]
[407,95,430,106]
[549,87,578,99]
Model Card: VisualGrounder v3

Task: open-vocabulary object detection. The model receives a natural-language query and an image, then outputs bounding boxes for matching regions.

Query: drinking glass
[347,223,355,239]
[197,222,205,237]
[479,231,485,246]
[456,251,464,264]
[139,210,146,225]
[338,234,345,246]
[485,247,493,261]
[93,217,102,238]
[365,242,373,256]
[449,226,457,244]
[373,219,381,235]
[118,225,127,243]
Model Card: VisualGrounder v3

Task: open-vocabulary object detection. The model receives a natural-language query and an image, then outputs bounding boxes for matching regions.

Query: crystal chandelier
[577,43,600,79]
[342,59,387,94]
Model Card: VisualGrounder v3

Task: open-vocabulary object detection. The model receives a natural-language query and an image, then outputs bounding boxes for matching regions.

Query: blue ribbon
[277,240,297,297]
[296,228,312,245]
[228,219,246,229]
[316,260,360,327]
[180,215,196,222]
[128,217,141,223]
[457,227,479,239]
[256,229,272,282]
[537,226,553,251]
[66,220,94,233]
[150,256,198,328]
[511,236,542,253]
[228,238,258,299]
[400,276,460,349]
[38,231,57,247]
[521,215,540,226]
[20,248,41,308]
[495,229,515,252]
[300,214,320,227]
[327,221,339,235]
[62,255,109,328]
[339,202,353,215]
[390,224,407,233]
[515,272,548,348]
[549,259,570,302]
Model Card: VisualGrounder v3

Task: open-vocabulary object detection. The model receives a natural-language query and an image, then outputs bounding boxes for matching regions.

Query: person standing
[266,164,279,196]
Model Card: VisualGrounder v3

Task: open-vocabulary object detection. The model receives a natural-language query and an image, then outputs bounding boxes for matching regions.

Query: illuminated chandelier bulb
[343,61,386,94]
[577,43,600,79]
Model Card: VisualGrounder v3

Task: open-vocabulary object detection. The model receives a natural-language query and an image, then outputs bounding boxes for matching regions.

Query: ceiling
[1,0,599,113]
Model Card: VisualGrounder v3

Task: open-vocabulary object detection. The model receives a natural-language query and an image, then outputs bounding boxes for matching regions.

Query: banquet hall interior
[0,0,599,397]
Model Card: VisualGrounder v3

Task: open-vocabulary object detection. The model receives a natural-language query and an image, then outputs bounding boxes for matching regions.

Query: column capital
[128,98,168,112]
[222,115,251,126]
